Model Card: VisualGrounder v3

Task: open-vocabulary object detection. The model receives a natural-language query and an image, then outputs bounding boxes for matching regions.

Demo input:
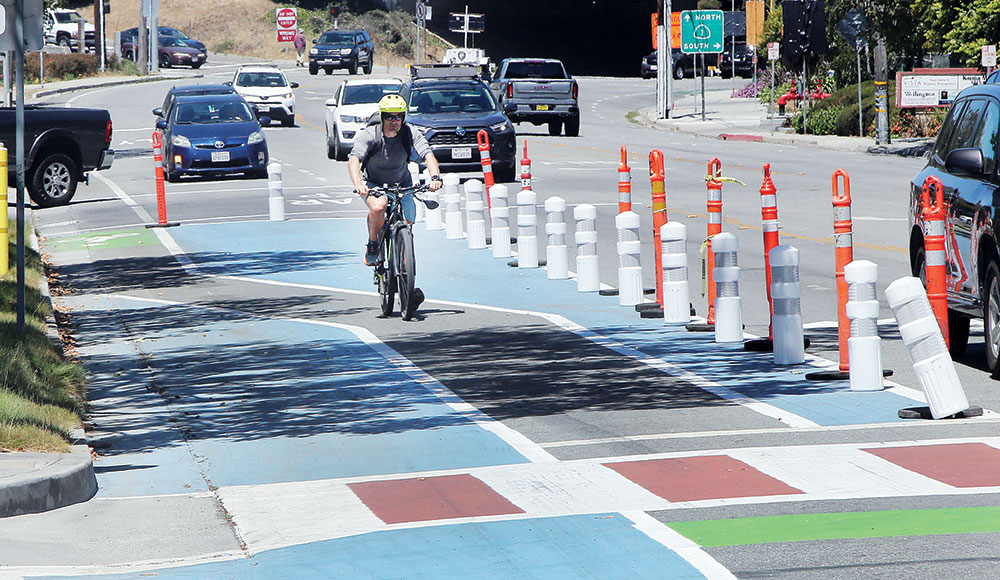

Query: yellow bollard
[0,144,8,276]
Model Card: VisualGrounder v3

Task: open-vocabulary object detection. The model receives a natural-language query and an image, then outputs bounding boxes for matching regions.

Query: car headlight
[171,134,191,148]
[490,120,511,132]
[340,48,352,55]
[282,92,293,99]
[198,53,205,58]
[310,48,318,55]
[248,131,265,145]
[339,114,366,124]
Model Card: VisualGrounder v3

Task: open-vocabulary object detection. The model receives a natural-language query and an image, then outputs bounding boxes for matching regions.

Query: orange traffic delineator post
[745,163,787,351]
[145,131,179,229]
[478,130,494,211]
[687,158,724,332]
[617,145,631,213]
[520,140,532,191]
[922,175,950,347]
[636,150,668,316]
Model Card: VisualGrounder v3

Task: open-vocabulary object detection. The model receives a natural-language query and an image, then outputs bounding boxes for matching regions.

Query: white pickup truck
[43,8,95,52]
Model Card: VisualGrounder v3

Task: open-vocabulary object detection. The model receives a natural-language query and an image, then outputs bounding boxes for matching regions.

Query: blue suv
[309,29,374,76]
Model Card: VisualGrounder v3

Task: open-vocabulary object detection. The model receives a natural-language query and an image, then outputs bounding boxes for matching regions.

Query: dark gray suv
[309,29,374,75]
[908,81,998,370]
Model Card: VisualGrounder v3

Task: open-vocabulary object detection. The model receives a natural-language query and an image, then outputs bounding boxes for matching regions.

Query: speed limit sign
[276,7,297,42]
[416,2,426,22]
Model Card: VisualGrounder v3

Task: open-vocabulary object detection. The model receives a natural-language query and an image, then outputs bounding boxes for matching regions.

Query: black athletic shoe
[364,241,379,266]
[412,288,425,310]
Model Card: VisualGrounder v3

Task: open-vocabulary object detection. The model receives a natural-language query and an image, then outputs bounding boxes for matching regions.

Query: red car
[121,34,205,69]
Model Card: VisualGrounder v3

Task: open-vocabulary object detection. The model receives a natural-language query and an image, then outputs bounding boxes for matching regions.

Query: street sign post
[680,10,723,54]
[982,45,996,69]
[276,7,296,42]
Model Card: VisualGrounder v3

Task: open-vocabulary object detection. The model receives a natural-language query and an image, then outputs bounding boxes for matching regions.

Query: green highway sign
[680,10,724,54]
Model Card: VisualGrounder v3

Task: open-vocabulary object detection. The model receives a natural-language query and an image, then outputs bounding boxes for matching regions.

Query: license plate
[452,147,472,160]
[535,104,550,111]
[211,151,230,162]
[256,105,270,112]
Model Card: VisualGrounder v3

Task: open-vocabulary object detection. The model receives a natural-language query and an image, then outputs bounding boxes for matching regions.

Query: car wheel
[564,116,580,137]
[674,65,685,80]
[985,260,1000,375]
[159,53,171,68]
[249,168,269,179]
[949,309,971,356]
[309,63,318,75]
[327,128,337,160]
[494,163,516,183]
[58,36,71,48]
[348,62,358,75]
[324,67,334,75]
[547,121,562,136]
[123,50,134,60]
[282,115,294,127]
[165,168,180,182]
[28,153,78,207]
[363,61,373,75]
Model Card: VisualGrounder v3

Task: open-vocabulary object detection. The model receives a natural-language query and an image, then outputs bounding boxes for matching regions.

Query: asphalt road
[4,56,1000,579]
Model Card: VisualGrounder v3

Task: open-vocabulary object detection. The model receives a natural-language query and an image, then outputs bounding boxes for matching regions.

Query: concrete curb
[28,73,198,101]
[0,207,98,518]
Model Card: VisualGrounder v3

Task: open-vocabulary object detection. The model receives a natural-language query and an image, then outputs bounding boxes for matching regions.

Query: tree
[915,0,1000,66]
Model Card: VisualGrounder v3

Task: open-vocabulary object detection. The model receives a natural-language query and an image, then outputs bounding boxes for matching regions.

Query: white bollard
[660,222,690,324]
[443,174,463,240]
[424,186,443,231]
[574,204,599,292]
[545,196,569,279]
[490,184,511,258]
[465,180,487,249]
[885,277,969,418]
[409,163,425,222]
[615,211,643,306]
[517,189,539,268]
[713,232,743,343]
[268,162,284,221]
[770,245,805,364]
[845,260,884,390]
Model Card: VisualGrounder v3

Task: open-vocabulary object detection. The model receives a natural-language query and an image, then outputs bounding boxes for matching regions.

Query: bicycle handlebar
[358,183,439,210]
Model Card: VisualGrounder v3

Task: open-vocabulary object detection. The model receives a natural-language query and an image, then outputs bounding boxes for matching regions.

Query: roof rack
[409,64,480,80]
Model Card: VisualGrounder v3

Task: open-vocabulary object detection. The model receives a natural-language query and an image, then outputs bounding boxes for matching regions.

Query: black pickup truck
[0,106,114,207]
[490,58,580,137]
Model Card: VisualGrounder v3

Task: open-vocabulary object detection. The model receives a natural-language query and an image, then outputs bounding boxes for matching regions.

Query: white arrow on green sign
[680,10,724,54]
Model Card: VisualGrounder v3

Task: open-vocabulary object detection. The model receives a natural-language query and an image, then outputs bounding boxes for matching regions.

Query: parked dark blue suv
[403,65,517,182]
[908,80,999,370]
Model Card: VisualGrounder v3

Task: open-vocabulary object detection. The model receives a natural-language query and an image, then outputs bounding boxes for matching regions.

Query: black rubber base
[898,405,984,420]
[744,338,812,352]
[507,258,547,268]
[485,236,517,246]
[635,303,661,312]
[145,222,180,228]
[639,309,664,319]
[599,288,619,296]
[686,322,714,332]
[805,369,894,381]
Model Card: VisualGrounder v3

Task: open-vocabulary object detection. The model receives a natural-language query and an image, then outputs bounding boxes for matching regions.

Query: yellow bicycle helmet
[378,94,407,117]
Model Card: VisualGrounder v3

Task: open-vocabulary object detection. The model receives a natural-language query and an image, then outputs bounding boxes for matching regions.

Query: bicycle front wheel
[395,227,417,321]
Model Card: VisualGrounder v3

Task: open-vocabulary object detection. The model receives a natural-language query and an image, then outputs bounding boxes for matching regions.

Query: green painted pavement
[47,227,159,251]
[667,506,1000,547]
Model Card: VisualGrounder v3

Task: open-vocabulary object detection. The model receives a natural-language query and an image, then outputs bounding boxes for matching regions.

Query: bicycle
[364,183,439,321]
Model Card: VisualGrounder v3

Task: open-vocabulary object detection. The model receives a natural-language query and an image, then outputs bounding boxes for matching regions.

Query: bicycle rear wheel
[395,227,417,320]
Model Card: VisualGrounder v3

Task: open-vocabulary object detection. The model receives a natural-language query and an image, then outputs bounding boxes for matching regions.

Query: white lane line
[3,550,248,578]
[623,512,738,580]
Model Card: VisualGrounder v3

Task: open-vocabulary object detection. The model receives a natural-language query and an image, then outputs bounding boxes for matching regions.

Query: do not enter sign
[276,7,297,42]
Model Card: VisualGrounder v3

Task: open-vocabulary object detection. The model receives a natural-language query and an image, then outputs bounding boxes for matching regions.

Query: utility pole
[873,33,889,144]
[656,0,672,119]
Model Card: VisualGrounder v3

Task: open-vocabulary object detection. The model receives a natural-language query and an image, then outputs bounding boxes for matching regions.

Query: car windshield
[160,37,185,47]
[174,101,254,124]
[343,84,403,105]
[162,28,190,40]
[55,12,82,24]
[320,32,354,44]
[408,86,497,114]
[237,72,288,88]
[503,61,566,79]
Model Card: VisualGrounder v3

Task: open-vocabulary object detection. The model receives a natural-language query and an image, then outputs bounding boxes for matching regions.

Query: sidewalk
[639,83,934,157]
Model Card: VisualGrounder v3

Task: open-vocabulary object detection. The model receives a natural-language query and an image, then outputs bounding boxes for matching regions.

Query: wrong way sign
[276,7,297,42]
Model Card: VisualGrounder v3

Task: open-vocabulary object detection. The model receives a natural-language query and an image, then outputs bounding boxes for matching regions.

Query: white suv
[324,78,404,160]
[231,65,299,127]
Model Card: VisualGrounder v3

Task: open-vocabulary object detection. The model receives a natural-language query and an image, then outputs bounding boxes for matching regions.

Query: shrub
[23,53,100,83]
[791,103,845,135]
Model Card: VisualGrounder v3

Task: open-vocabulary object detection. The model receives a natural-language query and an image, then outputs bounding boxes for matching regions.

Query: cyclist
[348,94,443,266]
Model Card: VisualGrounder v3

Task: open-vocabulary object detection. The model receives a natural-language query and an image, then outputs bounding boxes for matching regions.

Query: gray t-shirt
[349,124,432,186]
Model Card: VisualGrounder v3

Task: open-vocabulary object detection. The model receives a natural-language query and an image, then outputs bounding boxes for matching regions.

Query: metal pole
[464,5,468,49]
[802,60,807,135]
[770,59,774,118]
[38,48,43,87]
[665,0,673,118]
[3,52,10,107]
[857,48,863,137]
[15,0,26,335]
[731,0,735,92]
[656,0,666,119]
[700,53,706,122]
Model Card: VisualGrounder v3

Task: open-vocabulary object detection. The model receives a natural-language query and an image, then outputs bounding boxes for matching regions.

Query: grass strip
[667,506,1000,547]
[1,221,86,452]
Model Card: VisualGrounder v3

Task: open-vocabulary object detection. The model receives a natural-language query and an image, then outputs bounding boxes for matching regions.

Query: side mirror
[312,39,318,44]
[152,107,163,117]
[290,82,299,89]
[324,98,337,107]
[155,119,167,130]
[259,116,272,126]
[503,102,516,114]
[945,148,985,175]
[224,81,232,86]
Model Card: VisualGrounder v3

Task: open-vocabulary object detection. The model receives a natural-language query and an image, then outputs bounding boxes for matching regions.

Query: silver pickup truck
[491,58,580,136]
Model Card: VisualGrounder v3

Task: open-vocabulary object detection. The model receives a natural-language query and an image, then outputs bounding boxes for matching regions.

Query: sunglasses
[382,114,404,121]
